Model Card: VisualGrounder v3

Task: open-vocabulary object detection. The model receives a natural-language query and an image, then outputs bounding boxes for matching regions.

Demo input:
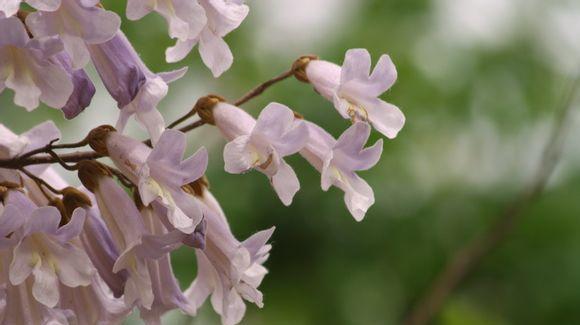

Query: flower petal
[269,159,299,206]
[199,29,233,77]
[340,48,371,84]
[32,261,59,307]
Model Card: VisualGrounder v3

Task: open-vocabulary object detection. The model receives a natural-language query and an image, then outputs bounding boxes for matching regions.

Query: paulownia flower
[166,0,249,77]
[51,52,96,119]
[126,0,207,43]
[88,31,187,144]
[0,16,73,112]
[213,102,307,205]
[303,48,405,139]
[96,128,208,233]
[4,191,95,308]
[300,121,383,221]
[26,0,121,69]
[186,189,274,325]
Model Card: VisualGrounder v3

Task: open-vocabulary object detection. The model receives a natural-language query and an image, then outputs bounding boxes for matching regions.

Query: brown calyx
[77,161,112,192]
[62,187,92,219]
[194,95,226,125]
[292,55,319,83]
[87,125,116,156]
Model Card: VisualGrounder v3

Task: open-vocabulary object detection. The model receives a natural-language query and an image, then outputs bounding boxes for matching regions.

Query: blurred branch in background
[404,76,580,325]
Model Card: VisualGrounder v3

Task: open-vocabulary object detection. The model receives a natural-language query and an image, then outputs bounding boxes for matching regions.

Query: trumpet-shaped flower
[126,0,207,42]
[102,129,208,232]
[0,16,73,111]
[215,102,307,205]
[51,52,96,119]
[4,193,94,308]
[26,0,121,69]
[166,0,249,77]
[186,190,274,325]
[88,31,187,144]
[305,49,405,139]
[300,121,382,221]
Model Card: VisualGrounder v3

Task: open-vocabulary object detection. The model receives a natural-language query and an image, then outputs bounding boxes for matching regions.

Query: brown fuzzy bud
[62,187,92,218]
[87,125,116,156]
[194,95,225,125]
[77,161,112,192]
[292,55,319,83]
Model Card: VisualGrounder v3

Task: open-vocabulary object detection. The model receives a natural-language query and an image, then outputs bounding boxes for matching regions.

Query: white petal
[32,262,59,307]
[223,135,256,174]
[269,159,299,206]
[166,38,196,63]
[198,28,233,77]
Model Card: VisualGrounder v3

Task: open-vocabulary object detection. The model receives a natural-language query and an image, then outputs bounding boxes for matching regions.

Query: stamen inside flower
[346,102,369,123]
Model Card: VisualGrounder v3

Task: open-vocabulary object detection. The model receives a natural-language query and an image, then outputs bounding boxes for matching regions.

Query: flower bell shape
[213,102,307,206]
[0,16,73,111]
[126,0,207,43]
[302,49,405,139]
[77,161,156,309]
[0,0,60,17]
[4,191,95,308]
[300,121,383,221]
[186,189,274,325]
[137,205,197,324]
[26,0,121,69]
[87,31,187,144]
[91,127,208,233]
[166,0,249,77]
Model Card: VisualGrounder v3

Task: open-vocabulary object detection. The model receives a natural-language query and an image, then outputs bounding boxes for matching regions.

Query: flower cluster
[0,1,404,324]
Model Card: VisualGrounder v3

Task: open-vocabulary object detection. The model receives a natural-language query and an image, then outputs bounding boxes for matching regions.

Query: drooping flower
[166,0,249,77]
[5,191,95,308]
[186,188,274,325]
[300,121,383,221]
[87,31,187,144]
[204,101,307,205]
[26,0,121,69]
[126,0,207,42]
[299,49,405,139]
[0,16,73,111]
[89,127,208,233]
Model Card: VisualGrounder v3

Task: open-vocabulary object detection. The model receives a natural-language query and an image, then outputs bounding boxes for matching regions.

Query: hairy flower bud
[77,161,112,192]
[292,55,318,83]
[194,94,225,125]
[87,125,116,155]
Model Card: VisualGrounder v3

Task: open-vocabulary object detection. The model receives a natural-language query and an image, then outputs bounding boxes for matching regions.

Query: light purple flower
[305,49,405,139]
[105,129,208,233]
[186,190,274,325]
[5,195,95,307]
[26,0,121,69]
[214,102,307,206]
[58,275,130,325]
[126,0,206,42]
[2,278,72,325]
[300,121,383,221]
[0,0,60,18]
[138,206,196,324]
[166,0,249,77]
[0,16,73,111]
[88,31,187,144]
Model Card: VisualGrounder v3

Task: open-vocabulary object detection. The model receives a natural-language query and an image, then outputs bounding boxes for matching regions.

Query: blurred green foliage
[2,0,580,324]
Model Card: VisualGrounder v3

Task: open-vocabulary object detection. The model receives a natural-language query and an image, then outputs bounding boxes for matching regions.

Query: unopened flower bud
[292,55,318,83]
[87,125,116,155]
[194,95,225,125]
[77,161,112,192]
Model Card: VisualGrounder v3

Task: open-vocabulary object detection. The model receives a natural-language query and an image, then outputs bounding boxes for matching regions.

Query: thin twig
[403,77,580,325]
[167,107,197,129]
[233,69,294,106]
[19,167,62,195]
[17,138,88,161]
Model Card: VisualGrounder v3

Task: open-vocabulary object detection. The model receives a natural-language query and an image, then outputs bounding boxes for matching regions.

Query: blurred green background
[2,0,580,324]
